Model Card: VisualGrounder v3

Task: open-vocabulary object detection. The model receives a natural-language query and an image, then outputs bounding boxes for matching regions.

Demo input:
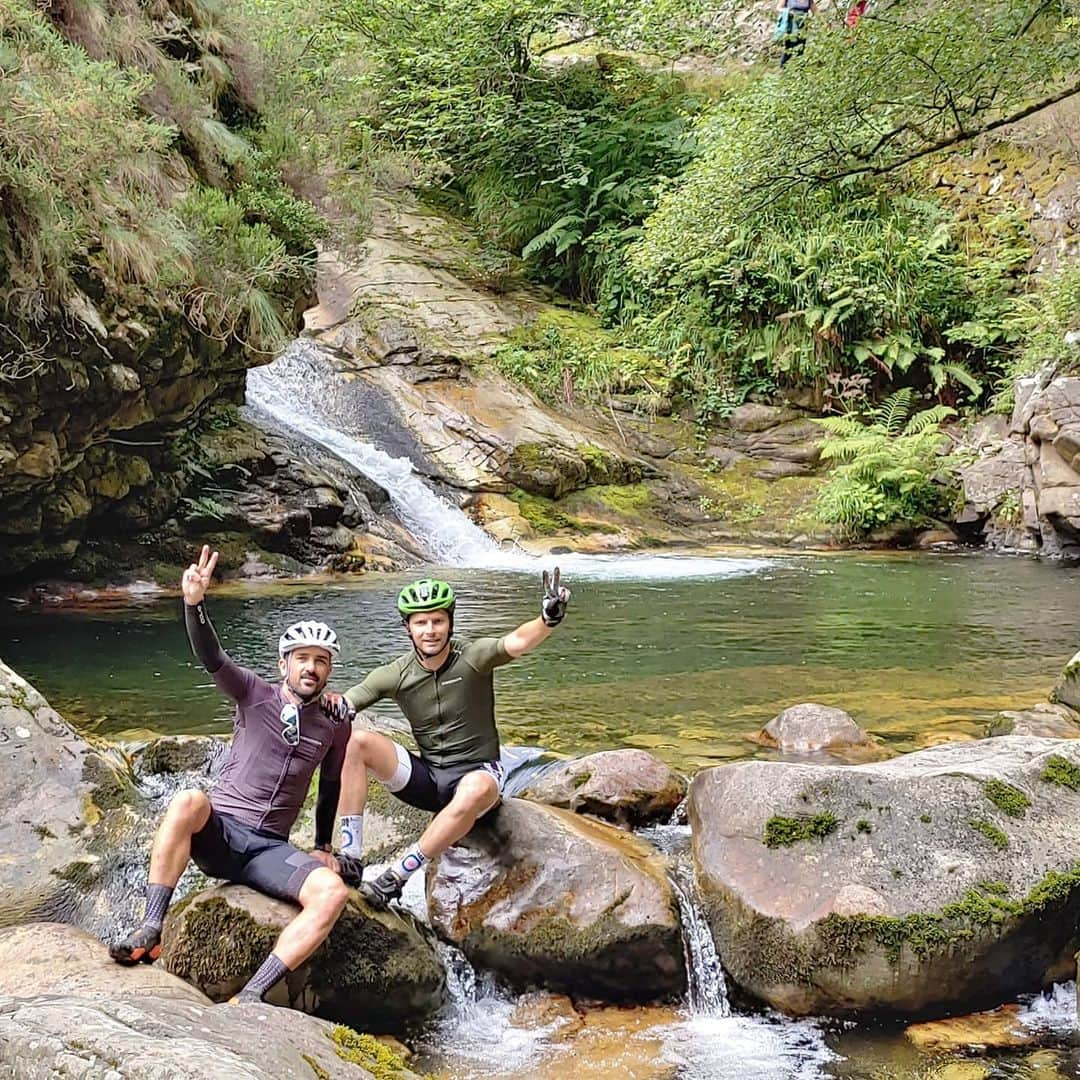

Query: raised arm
[503,567,570,659]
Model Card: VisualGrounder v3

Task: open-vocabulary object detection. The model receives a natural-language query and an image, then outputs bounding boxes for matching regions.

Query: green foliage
[763,812,839,848]
[855,819,872,834]
[983,780,1031,818]
[493,315,668,406]
[814,389,956,537]
[235,153,329,253]
[1041,754,1080,791]
[1004,257,1080,379]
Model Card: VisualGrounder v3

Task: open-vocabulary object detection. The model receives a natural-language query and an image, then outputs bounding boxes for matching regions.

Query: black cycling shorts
[190,809,323,903]
[394,753,505,814]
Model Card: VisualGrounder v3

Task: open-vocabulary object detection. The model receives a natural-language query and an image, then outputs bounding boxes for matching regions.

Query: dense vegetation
[0,0,325,367]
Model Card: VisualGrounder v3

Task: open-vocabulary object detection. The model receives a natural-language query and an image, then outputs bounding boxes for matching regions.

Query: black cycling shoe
[337,853,365,889]
[109,924,162,966]
[359,868,404,910]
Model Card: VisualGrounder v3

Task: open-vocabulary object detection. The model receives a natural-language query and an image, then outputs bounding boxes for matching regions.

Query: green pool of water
[3,551,1078,769]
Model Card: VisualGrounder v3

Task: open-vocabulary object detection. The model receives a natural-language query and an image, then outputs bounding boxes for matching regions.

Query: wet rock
[915,526,961,548]
[755,703,874,752]
[988,702,1080,739]
[0,993,417,1079]
[1052,650,1080,711]
[161,885,445,1033]
[522,749,686,827]
[427,798,685,1002]
[0,922,209,1004]
[905,1003,1035,1051]
[742,420,824,465]
[133,734,229,778]
[0,659,129,929]
[688,737,1080,1018]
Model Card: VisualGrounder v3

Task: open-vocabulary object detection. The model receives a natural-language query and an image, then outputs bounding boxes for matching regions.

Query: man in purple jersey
[108,545,351,1006]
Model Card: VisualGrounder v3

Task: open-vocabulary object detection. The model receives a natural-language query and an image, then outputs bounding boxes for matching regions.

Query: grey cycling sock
[239,953,290,1001]
[144,883,174,931]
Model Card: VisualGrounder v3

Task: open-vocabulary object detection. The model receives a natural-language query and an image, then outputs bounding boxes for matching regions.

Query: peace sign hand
[541,566,570,627]
[181,544,219,606]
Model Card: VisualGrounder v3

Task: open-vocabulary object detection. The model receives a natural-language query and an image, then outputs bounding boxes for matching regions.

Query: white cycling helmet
[278,620,340,659]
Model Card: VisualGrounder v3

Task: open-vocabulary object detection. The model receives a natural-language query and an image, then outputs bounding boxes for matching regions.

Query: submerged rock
[987,702,1080,739]
[0,993,417,1079]
[427,798,685,1002]
[688,737,1080,1018]
[521,749,686,827]
[161,885,445,1033]
[754,703,875,753]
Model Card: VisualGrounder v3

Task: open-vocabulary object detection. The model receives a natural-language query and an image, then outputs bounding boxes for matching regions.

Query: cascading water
[245,340,777,581]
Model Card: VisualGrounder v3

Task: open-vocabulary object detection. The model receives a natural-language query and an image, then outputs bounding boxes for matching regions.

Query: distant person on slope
[109,545,351,1007]
[775,0,816,66]
[323,570,570,909]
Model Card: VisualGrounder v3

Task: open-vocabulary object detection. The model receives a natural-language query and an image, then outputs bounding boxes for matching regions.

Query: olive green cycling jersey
[344,637,513,767]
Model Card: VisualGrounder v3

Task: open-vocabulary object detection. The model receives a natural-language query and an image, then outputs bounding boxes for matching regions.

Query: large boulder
[688,737,1080,1018]
[754,703,875,753]
[1052,650,1080,711]
[0,658,131,929]
[161,885,445,1033]
[427,798,685,1002]
[522,749,686,827]
[0,922,208,1004]
[987,702,1080,739]
[0,994,418,1080]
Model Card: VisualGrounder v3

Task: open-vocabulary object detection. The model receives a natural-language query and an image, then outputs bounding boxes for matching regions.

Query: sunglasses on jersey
[279,702,301,747]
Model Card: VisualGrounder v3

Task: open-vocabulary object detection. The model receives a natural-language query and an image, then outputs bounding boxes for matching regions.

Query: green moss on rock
[1041,754,1080,791]
[506,488,577,535]
[763,812,839,848]
[983,779,1031,817]
[329,1026,411,1080]
[163,895,277,987]
[968,817,1010,850]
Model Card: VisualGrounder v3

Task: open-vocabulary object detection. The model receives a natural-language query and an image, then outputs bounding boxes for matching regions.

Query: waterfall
[671,863,731,1017]
[245,339,778,582]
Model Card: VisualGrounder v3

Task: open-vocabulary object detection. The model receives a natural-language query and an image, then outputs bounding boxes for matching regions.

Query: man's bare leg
[361,770,499,910]
[230,867,348,1004]
[110,788,211,964]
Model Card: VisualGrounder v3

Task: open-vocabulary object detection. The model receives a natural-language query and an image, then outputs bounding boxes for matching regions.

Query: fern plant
[814,389,957,538]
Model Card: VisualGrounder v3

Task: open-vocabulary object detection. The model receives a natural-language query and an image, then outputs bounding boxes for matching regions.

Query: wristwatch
[314,842,333,853]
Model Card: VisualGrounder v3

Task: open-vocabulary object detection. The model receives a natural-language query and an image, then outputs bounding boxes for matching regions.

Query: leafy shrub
[814,389,956,537]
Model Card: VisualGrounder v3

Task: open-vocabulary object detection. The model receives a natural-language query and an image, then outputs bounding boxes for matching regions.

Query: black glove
[320,692,355,725]
[541,567,570,627]
[338,852,365,888]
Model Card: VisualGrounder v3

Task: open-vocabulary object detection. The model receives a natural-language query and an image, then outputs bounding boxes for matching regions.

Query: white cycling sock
[340,815,364,856]
[394,842,428,881]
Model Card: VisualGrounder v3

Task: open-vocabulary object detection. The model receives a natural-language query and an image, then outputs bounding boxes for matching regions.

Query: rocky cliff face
[959,370,1080,556]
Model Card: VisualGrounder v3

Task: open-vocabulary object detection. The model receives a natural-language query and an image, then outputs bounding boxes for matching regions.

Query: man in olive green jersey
[325,570,570,908]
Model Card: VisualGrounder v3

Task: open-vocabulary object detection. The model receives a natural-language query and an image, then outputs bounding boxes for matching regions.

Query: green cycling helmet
[397,579,456,619]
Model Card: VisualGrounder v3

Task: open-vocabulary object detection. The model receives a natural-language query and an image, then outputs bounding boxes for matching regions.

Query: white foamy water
[1018,980,1077,1036]
[246,342,777,581]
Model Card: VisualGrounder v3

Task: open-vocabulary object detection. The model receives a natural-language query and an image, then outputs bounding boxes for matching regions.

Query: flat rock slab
[428,798,685,1002]
[0,922,208,1004]
[0,993,418,1079]
[522,749,686,827]
[689,737,1080,1018]
[162,885,445,1033]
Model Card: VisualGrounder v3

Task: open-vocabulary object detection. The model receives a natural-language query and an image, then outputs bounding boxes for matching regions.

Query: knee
[168,788,209,826]
[346,730,376,763]
[306,868,348,915]
[452,775,499,816]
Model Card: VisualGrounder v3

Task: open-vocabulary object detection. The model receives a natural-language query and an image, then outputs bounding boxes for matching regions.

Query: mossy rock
[688,737,1080,1017]
[161,885,445,1033]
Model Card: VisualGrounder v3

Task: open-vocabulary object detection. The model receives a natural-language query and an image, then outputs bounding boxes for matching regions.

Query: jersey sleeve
[462,636,514,674]
[319,720,350,783]
[344,663,397,710]
[211,659,260,708]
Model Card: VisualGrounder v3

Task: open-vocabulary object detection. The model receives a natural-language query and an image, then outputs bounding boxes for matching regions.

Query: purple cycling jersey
[208,659,349,838]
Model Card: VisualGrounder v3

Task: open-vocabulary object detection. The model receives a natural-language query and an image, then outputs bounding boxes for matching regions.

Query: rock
[0,660,129,929]
[752,460,810,480]
[161,885,445,1032]
[915,527,960,548]
[728,404,800,433]
[0,993,418,1079]
[522,750,687,827]
[743,420,824,465]
[960,439,1027,514]
[756,703,874,752]
[1052,650,1080,711]
[133,735,229,777]
[0,922,209,1004]
[688,737,1080,1017]
[905,1003,1035,1051]
[988,702,1080,739]
[427,798,685,1002]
